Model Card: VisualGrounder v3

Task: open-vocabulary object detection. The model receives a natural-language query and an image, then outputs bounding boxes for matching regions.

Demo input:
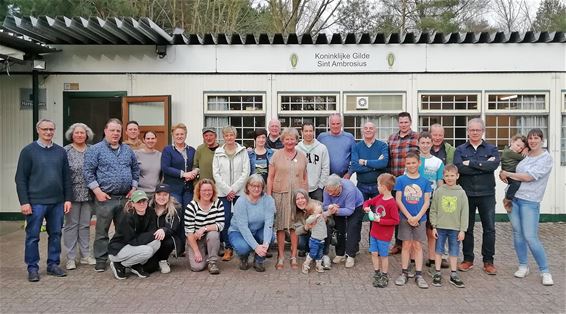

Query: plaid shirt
[387,130,419,177]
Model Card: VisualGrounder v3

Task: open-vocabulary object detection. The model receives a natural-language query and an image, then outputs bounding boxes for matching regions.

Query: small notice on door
[64,83,80,90]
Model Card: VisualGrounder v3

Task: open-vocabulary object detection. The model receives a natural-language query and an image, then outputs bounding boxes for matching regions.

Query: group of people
[16,113,554,288]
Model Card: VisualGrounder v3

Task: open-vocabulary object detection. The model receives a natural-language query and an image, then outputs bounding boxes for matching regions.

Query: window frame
[343,92,406,115]
[277,92,340,116]
[418,91,482,115]
[485,91,549,114]
[204,92,266,115]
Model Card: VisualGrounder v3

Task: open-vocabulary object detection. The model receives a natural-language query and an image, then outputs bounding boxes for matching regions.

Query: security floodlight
[33,59,45,70]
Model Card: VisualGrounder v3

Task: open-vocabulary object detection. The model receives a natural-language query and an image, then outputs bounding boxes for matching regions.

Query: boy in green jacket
[430,164,469,288]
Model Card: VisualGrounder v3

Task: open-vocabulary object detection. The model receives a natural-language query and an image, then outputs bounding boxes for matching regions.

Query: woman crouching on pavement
[144,183,183,274]
[185,179,225,274]
[108,190,161,280]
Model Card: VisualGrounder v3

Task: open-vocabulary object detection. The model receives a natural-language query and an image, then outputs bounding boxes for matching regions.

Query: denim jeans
[308,238,325,260]
[463,195,496,263]
[357,182,379,201]
[25,203,65,272]
[509,198,549,273]
[93,197,126,262]
[171,190,193,253]
[229,227,270,263]
[220,196,239,249]
[333,205,364,257]
[435,229,460,257]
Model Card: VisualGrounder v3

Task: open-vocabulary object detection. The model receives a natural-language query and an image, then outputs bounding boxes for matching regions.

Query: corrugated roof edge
[2,16,565,45]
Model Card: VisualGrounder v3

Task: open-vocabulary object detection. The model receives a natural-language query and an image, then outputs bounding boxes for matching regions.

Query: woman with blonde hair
[161,123,198,255]
[143,184,183,274]
[107,190,161,280]
[185,179,225,274]
[267,127,308,270]
[63,122,96,270]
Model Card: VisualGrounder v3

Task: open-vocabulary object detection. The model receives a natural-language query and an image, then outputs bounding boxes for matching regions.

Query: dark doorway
[63,91,127,145]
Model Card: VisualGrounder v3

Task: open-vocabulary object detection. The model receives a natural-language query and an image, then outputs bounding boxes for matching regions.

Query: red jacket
[363,195,400,242]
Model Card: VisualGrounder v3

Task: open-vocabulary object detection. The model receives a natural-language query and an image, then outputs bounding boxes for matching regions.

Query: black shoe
[239,256,250,270]
[46,265,67,277]
[377,274,389,288]
[450,274,465,288]
[441,259,450,269]
[28,270,40,282]
[432,273,442,287]
[208,262,220,275]
[95,261,107,272]
[298,250,306,258]
[425,259,434,267]
[265,252,273,258]
[253,261,265,272]
[130,264,149,278]
[110,262,127,280]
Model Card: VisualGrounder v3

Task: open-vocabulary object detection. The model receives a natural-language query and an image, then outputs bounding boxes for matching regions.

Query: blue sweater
[15,142,72,205]
[229,194,275,249]
[161,144,196,195]
[317,131,356,176]
[351,139,389,185]
[322,179,364,216]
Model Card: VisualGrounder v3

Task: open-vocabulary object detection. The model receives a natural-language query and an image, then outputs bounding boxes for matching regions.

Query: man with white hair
[323,174,364,268]
[266,118,283,149]
[317,113,356,179]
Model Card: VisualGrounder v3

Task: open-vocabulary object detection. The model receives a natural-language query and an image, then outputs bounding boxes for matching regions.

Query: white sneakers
[541,273,554,286]
[322,255,332,270]
[159,260,171,274]
[332,255,346,264]
[345,256,355,268]
[514,266,530,278]
[66,260,76,270]
[80,256,97,265]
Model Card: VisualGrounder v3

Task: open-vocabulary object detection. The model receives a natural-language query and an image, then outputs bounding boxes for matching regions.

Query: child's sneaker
[377,274,389,288]
[450,273,465,288]
[432,272,442,287]
[315,260,325,273]
[373,271,382,280]
[415,275,429,289]
[395,273,408,286]
[302,260,311,274]
[407,262,416,278]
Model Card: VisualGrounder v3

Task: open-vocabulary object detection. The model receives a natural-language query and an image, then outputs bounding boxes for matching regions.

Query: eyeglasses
[39,128,55,132]
[249,184,263,189]
[468,129,483,133]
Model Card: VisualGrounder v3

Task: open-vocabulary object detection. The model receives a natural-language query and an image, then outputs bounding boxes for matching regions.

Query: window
[279,94,338,136]
[343,93,404,140]
[418,93,481,147]
[485,94,549,151]
[562,94,566,165]
[204,94,265,147]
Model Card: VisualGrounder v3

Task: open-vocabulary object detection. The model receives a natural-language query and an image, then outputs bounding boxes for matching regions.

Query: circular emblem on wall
[290,53,298,68]
[386,52,395,68]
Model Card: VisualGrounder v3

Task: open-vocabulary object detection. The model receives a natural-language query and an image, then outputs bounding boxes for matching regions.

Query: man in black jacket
[453,118,500,275]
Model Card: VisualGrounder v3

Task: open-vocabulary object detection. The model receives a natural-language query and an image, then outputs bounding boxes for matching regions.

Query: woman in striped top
[185,179,225,274]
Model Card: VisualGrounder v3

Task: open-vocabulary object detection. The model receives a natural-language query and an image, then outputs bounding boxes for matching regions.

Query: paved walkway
[0,221,564,313]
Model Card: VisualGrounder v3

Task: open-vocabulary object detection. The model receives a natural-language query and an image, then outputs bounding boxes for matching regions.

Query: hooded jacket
[429,184,469,232]
[213,143,250,197]
[296,139,330,192]
[108,208,157,256]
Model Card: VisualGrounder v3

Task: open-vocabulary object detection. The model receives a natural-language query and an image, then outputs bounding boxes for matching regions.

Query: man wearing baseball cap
[194,127,220,181]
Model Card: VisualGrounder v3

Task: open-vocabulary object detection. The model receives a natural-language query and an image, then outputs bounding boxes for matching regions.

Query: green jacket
[430,184,469,232]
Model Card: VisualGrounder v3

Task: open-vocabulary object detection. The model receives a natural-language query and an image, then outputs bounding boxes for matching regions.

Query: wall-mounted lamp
[33,59,46,70]
[156,45,167,59]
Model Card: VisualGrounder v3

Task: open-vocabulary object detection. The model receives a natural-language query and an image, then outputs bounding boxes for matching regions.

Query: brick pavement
[0,221,564,313]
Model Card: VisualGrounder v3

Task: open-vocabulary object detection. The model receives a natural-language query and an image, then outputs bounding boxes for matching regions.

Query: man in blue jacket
[453,118,500,275]
[15,119,72,282]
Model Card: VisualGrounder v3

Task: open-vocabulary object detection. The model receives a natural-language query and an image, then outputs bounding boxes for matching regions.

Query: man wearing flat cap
[194,127,220,181]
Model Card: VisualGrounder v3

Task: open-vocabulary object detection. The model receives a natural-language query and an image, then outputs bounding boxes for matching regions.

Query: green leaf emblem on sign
[387,52,395,67]
[290,53,298,68]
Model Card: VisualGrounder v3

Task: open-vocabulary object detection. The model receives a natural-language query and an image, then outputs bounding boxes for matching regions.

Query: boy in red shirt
[363,173,400,288]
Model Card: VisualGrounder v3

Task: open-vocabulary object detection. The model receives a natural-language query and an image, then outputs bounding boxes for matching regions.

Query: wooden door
[121,95,171,151]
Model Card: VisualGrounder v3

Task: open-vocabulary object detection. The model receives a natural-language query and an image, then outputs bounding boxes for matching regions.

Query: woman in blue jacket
[161,123,198,255]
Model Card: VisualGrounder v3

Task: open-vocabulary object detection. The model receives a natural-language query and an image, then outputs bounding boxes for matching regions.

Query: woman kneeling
[108,190,161,280]
[185,179,225,274]
[229,174,275,272]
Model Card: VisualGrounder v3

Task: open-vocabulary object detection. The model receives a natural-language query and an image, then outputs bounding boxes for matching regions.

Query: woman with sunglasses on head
[143,183,183,274]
